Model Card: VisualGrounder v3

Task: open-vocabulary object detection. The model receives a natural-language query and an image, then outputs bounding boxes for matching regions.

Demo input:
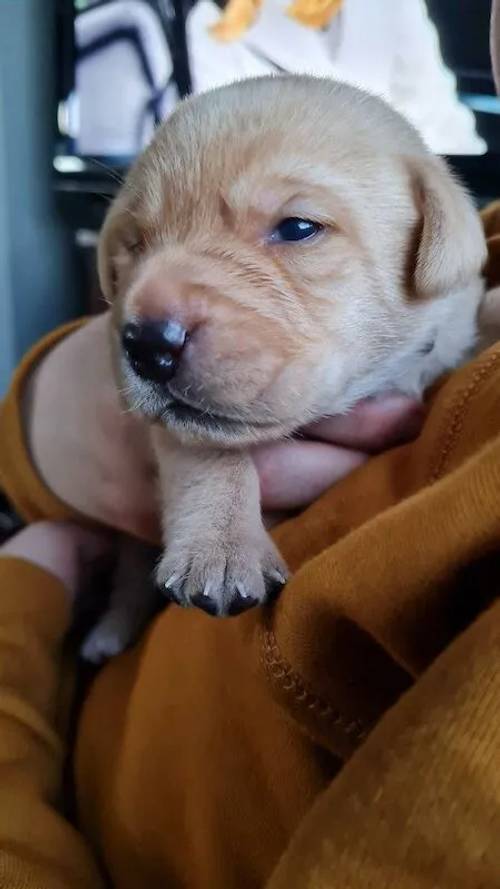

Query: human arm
[0,522,108,888]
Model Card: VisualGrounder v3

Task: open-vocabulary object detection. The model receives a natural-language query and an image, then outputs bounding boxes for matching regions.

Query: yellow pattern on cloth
[210,0,342,41]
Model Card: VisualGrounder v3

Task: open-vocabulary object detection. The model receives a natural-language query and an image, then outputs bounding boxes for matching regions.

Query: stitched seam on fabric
[260,627,368,742]
[430,349,500,483]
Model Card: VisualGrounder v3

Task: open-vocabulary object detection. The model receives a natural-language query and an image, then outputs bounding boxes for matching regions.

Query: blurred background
[0,0,498,394]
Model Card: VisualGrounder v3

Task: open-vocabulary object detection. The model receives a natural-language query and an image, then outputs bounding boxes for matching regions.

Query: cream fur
[83,75,489,657]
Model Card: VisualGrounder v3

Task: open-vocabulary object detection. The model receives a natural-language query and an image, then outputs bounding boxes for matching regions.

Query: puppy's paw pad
[227,591,258,616]
[190,592,220,615]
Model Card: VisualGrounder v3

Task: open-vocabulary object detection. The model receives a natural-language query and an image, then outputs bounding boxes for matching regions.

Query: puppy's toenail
[268,569,287,586]
[265,571,288,600]
[227,592,258,616]
[191,592,219,616]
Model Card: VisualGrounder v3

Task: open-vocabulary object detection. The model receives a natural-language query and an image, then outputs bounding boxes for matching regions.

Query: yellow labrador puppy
[82,75,488,660]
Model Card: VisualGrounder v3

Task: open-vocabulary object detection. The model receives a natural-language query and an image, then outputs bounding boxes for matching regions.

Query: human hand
[254,395,424,511]
[0,521,112,600]
[24,313,423,536]
[24,314,159,539]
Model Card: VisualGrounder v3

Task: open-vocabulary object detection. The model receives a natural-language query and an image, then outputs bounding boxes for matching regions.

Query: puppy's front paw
[157,533,288,616]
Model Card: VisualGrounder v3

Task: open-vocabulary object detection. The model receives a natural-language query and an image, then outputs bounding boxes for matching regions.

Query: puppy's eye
[269,217,323,244]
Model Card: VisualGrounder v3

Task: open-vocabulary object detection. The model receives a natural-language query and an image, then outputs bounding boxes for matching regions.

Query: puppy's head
[100,76,486,446]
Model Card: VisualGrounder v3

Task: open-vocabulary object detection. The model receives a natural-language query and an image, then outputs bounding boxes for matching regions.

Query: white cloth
[187,0,486,155]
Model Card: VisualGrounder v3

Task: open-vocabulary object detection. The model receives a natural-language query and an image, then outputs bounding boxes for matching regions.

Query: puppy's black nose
[122,320,187,384]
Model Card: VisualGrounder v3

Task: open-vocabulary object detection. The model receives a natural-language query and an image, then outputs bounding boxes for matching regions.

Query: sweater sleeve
[267,600,500,889]
[0,321,86,524]
[0,556,105,889]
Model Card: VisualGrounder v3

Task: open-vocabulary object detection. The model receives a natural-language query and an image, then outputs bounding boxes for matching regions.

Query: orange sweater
[0,208,499,888]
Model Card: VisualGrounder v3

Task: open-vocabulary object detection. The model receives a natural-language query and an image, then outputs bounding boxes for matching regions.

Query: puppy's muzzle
[122,320,188,384]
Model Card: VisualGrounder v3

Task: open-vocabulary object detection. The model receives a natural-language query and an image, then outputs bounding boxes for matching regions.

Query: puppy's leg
[153,430,288,616]
[81,537,160,664]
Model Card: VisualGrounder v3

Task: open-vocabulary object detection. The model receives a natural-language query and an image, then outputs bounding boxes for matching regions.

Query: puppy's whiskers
[122,394,151,414]
[88,157,125,187]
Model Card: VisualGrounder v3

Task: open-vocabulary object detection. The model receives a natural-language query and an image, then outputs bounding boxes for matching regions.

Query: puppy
[81,75,488,661]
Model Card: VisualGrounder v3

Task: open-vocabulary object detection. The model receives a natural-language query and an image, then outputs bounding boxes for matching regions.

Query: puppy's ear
[410,155,486,299]
[97,194,141,302]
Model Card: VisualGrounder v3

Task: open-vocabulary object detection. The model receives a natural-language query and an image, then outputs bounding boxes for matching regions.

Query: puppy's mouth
[161,393,278,440]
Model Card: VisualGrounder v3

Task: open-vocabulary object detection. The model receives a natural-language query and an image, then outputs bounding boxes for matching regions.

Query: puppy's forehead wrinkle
[230,160,372,208]
[225,166,327,209]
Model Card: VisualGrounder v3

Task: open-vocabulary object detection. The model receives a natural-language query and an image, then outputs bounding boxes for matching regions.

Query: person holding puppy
[1,13,500,889]
[3,289,499,889]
